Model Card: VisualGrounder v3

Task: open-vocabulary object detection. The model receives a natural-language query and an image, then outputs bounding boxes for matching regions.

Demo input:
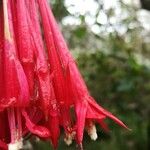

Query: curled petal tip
[22,110,50,138]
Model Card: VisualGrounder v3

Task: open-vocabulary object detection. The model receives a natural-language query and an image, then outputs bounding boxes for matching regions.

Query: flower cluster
[0,0,128,149]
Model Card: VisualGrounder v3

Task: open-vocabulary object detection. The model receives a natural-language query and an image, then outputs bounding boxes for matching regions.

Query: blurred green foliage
[32,0,150,150]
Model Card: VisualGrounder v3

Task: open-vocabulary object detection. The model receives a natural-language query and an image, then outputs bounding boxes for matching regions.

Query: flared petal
[47,114,60,149]
[88,97,129,129]
[75,100,88,144]
[22,110,50,138]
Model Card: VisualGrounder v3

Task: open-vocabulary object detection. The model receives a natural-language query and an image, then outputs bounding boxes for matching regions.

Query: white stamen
[64,136,73,146]
[64,131,76,146]
[8,139,23,150]
[87,124,98,141]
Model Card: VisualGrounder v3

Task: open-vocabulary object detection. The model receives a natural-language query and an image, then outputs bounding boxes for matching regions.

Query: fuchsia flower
[0,0,129,149]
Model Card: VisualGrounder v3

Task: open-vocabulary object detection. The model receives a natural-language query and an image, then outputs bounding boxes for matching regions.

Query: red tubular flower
[15,0,35,104]
[37,0,73,144]
[37,0,129,146]
[1,0,50,149]
[3,0,29,108]
[26,0,60,147]
[13,0,51,139]
[2,0,29,148]
[0,0,129,150]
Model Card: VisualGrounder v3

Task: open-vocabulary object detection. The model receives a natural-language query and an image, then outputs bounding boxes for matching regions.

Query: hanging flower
[0,0,129,150]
